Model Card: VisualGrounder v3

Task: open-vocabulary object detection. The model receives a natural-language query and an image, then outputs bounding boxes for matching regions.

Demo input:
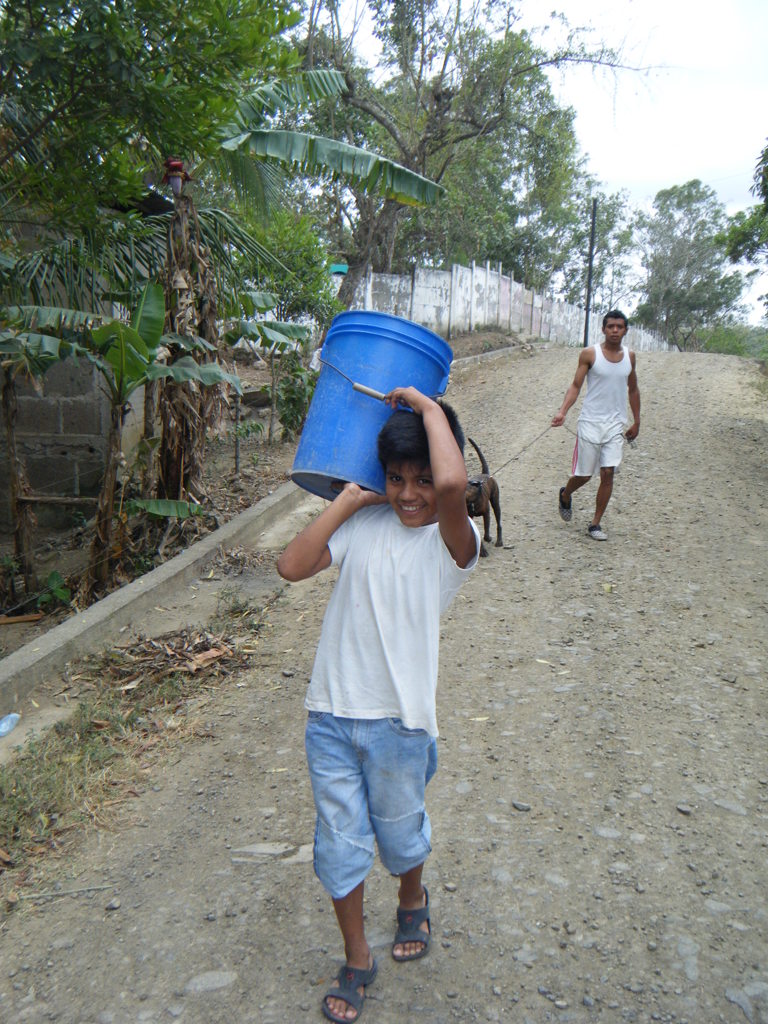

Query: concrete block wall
[0,360,110,528]
[411,267,452,336]
[0,360,144,530]
[369,271,413,319]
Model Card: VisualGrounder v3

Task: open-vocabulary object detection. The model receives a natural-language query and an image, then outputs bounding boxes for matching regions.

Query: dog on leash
[465,437,502,557]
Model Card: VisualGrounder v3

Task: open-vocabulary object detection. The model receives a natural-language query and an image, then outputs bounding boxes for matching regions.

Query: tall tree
[724,139,768,318]
[151,69,441,500]
[299,0,618,302]
[633,180,744,349]
[559,190,635,313]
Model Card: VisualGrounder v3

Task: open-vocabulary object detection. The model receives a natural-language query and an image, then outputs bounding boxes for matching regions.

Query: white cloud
[517,0,768,320]
[519,0,768,210]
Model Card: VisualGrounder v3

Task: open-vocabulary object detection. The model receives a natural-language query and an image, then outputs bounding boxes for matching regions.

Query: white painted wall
[352,261,669,351]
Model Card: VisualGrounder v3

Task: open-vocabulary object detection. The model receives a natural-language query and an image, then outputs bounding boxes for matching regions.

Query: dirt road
[2,346,767,1024]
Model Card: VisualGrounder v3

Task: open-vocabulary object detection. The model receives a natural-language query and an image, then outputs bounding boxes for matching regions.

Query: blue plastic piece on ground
[0,713,20,737]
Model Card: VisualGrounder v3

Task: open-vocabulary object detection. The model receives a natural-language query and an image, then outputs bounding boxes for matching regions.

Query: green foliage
[218,69,443,209]
[700,323,768,360]
[36,570,71,610]
[559,191,636,312]
[223,288,311,442]
[0,305,99,382]
[633,181,745,349]
[273,349,318,440]
[296,1,618,297]
[83,283,241,403]
[0,0,299,228]
[233,419,266,441]
[251,209,344,333]
[723,139,768,318]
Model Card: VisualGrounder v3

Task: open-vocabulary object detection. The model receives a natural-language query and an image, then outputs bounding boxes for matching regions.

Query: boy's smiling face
[385,460,438,528]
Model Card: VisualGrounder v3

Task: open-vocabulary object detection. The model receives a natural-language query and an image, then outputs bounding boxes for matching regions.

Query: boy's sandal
[392,887,431,962]
[321,959,378,1023]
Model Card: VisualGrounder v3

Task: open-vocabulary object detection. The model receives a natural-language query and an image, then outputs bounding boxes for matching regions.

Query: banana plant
[224,288,311,443]
[215,68,443,210]
[78,283,241,592]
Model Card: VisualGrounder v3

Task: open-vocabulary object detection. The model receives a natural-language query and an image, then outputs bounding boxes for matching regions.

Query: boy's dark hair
[377,400,465,469]
[602,309,629,328]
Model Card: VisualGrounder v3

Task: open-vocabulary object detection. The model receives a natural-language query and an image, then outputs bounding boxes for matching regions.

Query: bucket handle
[320,357,445,402]
[352,381,387,401]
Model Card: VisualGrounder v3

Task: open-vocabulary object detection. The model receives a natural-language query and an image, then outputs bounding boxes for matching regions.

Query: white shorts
[572,430,624,477]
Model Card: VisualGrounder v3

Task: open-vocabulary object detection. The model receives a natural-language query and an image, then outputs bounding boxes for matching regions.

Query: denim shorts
[305,713,438,899]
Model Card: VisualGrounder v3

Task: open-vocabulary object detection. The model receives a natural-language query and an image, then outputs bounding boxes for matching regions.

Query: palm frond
[3,223,165,310]
[233,70,348,126]
[3,305,100,332]
[200,148,284,214]
[227,130,443,207]
[195,207,285,271]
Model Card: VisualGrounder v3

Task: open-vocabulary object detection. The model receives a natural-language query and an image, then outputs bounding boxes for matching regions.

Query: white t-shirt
[578,344,632,443]
[305,504,480,736]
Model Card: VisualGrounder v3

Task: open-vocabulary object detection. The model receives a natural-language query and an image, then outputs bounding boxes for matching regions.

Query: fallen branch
[0,612,45,625]
[15,883,113,901]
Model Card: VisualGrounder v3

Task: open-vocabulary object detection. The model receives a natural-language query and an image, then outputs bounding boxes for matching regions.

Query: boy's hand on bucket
[331,481,388,507]
[384,386,431,413]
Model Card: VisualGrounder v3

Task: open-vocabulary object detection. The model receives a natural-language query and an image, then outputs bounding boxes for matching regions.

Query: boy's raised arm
[277,485,386,582]
[385,387,477,569]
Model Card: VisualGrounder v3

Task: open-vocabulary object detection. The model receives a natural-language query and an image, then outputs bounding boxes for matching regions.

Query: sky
[516,0,768,320]
[339,0,768,320]
[517,0,768,214]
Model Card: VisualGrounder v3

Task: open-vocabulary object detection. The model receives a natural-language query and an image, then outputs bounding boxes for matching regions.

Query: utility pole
[583,197,597,347]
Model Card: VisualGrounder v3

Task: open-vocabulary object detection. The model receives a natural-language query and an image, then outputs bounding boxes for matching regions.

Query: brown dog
[465,438,502,557]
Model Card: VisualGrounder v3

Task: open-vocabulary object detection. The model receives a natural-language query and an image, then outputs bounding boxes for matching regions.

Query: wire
[490,424,555,477]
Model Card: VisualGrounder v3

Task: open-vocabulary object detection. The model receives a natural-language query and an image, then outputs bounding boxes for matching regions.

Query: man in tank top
[550,310,640,540]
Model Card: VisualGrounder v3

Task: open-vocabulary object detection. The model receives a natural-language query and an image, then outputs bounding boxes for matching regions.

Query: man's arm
[625,351,641,440]
[551,348,593,427]
[276,485,386,581]
[385,387,477,568]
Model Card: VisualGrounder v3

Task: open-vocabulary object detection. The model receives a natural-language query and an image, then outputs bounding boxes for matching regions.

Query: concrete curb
[0,346,526,714]
[0,481,308,711]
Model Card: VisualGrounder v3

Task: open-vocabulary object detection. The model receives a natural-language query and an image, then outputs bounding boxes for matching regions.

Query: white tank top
[578,344,631,440]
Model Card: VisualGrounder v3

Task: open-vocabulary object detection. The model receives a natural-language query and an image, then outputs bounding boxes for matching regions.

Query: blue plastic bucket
[291,311,453,500]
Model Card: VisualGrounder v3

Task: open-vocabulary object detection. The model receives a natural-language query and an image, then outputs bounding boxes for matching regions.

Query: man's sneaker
[558,488,572,522]
[587,524,607,541]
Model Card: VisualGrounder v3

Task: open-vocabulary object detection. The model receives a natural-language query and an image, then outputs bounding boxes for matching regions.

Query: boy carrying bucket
[277,386,480,1023]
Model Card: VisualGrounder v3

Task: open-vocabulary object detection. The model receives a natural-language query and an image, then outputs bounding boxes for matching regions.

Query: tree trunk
[88,403,122,590]
[159,193,223,501]
[336,261,367,308]
[268,351,279,443]
[141,379,159,497]
[1,368,37,594]
[335,198,405,308]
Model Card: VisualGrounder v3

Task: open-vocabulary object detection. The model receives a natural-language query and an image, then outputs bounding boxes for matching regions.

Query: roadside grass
[0,590,275,902]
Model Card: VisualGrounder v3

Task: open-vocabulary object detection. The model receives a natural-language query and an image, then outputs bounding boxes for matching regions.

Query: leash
[490,424,554,477]
[489,422,634,478]
[319,359,637,470]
